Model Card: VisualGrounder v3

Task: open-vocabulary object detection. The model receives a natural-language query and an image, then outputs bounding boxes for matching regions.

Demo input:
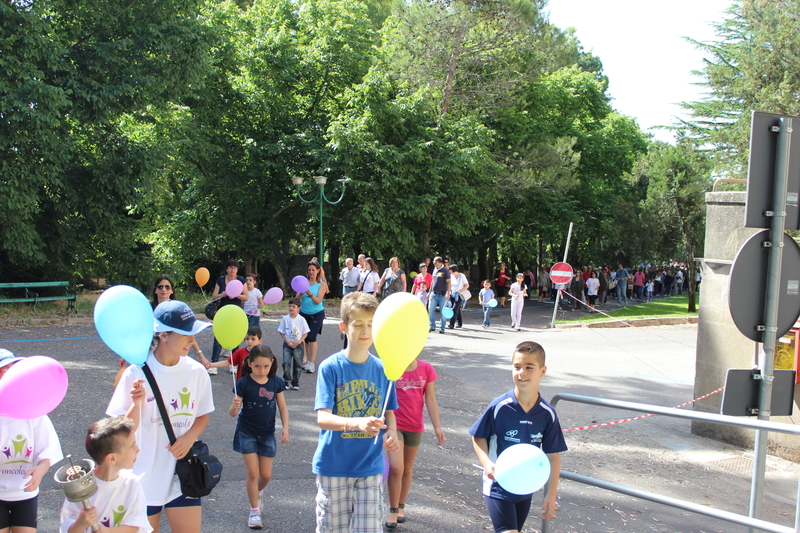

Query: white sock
[250,507,259,513]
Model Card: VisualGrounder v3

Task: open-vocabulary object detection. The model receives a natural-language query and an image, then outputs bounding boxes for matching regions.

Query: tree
[683,0,800,176]
[1,0,216,283]
[635,138,713,312]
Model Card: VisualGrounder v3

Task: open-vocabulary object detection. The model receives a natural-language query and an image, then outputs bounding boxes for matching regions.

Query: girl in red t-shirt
[384,359,446,529]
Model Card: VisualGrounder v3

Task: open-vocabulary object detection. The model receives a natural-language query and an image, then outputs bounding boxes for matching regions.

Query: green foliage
[683,0,800,176]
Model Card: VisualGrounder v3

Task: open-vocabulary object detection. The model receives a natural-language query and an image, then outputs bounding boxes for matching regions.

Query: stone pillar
[692,191,800,461]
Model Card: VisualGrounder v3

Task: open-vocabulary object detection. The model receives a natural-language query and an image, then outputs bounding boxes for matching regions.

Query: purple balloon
[0,356,68,419]
[226,279,243,299]
[291,275,310,294]
[264,287,284,305]
[382,453,389,483]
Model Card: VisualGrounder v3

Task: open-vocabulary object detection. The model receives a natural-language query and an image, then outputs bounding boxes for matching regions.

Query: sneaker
[226,366,234,374]
[515,328,521,332]
[307,363,315,373]
[207,367,218,375]
[248,510,262,529]
[292,385,300,390]
[285,384,290,390]
[439,330,445,334]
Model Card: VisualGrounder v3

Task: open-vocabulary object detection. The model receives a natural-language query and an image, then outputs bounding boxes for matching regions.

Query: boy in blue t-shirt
[470,341,567,533]
[312,292,399,532]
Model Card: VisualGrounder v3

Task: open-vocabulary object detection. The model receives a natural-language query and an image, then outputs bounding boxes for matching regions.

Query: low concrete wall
[692,191,800,462]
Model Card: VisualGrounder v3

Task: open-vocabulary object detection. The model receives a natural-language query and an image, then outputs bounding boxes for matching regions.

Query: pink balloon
[226,279,244,299]
[0,356,68,419]
[264,287,284,305]
[291,276,309,294]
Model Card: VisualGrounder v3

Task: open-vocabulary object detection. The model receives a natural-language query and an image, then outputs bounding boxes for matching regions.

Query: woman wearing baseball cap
[106,301,214,533]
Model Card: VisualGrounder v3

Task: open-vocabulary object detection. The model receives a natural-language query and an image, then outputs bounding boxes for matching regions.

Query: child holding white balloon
[470,341,567,533]
[478,279,495,329]
[0,350,64,533]
[385,357,445,529]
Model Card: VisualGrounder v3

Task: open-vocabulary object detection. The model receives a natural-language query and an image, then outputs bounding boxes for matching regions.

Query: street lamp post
[291,176,348,264]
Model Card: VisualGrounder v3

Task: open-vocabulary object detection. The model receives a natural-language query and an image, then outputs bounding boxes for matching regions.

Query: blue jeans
[482,305,491,327]
[343,286,358,296]
[428,293,447,331]
[282,343,303,387]
[617,280,628,306]
[247,314,260,328]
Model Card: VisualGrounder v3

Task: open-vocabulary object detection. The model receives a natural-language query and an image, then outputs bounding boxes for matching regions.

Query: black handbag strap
[142,363,177,445]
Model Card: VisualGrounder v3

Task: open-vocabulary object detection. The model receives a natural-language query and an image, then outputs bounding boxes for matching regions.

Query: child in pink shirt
[385,359,446,529]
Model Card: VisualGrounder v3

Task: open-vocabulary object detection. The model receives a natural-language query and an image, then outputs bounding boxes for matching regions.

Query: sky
[546,1,734,143]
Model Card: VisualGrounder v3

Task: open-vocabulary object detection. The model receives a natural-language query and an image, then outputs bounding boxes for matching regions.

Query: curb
[555,316,698,329]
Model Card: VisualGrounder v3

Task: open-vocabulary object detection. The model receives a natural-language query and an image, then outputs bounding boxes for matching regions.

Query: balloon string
[374,381,394,445]
[231,362,237,396]
[131,365,144,448]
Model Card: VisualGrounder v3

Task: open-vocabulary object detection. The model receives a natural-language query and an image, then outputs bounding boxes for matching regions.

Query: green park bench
[0,281,78,313]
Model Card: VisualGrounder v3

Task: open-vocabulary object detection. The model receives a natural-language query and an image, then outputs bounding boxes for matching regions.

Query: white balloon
[494,444,551,495]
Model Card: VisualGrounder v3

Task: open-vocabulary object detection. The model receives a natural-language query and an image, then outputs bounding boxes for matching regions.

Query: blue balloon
[494,444,551,495]
[488,298,498,308]
[442,306,454,319]
[94,285,154,366]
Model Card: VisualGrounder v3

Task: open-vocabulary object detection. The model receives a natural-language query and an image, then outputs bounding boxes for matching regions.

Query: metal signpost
[728,112,800,532]
[549,223,573,329]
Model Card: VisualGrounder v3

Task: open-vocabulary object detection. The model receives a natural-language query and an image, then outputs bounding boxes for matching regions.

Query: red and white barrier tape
[564,387,725,432]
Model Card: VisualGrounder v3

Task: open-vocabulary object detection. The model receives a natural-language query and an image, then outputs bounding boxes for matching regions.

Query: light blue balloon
[442,306,454,319]
[494,444,551,495]
[94,285,154,365]
[488,298,498,308]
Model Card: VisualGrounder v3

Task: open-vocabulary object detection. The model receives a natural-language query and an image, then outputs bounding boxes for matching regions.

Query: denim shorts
[234,429,276,457]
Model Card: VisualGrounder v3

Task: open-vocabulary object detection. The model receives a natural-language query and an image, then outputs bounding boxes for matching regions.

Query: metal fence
[540,393,800,533]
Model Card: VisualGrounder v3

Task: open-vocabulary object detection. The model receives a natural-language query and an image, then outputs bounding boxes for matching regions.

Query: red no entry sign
[549,262,573,285]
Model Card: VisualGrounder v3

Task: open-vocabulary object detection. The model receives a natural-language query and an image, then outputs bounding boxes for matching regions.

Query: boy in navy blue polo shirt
[470,341,567,533]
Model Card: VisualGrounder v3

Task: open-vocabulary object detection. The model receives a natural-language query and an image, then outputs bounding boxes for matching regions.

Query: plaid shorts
[315,474,385,533]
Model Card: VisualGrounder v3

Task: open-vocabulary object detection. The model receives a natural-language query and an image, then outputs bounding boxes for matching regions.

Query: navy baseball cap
[154,301,211,336]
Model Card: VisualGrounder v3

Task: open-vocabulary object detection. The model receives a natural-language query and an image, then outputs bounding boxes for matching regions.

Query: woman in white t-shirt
[447,265,469,329]
[107,301,214,533]
[358,257,381,294]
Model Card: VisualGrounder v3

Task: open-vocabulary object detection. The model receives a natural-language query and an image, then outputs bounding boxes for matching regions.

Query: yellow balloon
[195,267,210,287]
[213,305,248,349]
[373,292,429,381]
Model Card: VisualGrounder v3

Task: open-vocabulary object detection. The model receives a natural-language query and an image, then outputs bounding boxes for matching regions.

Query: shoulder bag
[142,364,222,498]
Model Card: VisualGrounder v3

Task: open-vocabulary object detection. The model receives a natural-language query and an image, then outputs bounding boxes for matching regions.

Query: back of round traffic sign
[728,230,800,342]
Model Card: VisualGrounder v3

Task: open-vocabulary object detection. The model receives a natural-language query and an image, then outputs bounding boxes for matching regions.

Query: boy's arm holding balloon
[317,409,387,435]
[541,452,561,519]
[471,437,495,480]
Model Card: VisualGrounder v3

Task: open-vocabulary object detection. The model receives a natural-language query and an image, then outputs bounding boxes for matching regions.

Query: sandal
[397,503,406,524]
[384,508,399,530]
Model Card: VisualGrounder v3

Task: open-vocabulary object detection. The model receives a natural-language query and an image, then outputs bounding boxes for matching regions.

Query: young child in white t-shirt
[60,417,151,533]
[277,298,310,390]
[244,274,264,329]
[0,350,64,532]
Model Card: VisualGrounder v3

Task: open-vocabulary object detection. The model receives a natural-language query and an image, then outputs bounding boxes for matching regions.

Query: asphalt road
[0,299,797,532]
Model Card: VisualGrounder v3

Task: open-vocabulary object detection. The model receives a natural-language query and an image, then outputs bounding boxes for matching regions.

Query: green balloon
[213,305,249,349]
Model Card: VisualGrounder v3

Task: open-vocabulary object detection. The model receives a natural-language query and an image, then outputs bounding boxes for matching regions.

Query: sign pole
[748,118,792,530]
[549,223,574,329]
